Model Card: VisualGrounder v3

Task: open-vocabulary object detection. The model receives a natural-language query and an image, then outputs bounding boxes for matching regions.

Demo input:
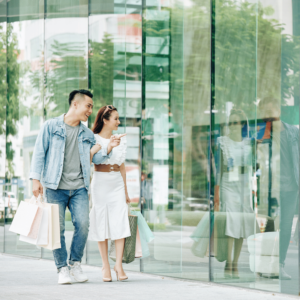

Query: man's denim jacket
[29,114,112,190]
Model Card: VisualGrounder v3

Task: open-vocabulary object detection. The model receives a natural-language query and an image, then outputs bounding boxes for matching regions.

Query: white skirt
[220,173,256,239]
[88,171,131,242]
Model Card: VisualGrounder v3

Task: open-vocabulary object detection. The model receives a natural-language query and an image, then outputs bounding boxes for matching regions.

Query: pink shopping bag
[135,226,143,258]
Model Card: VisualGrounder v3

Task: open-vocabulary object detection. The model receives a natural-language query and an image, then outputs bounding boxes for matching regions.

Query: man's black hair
[69,89,93,106]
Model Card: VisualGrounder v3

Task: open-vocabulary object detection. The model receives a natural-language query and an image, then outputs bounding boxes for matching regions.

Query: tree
[44,40,88,119]
[6,24,20,180]
[88,33,114,127]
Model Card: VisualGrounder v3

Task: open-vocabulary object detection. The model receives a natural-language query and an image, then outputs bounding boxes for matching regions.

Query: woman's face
[229,114,243,135]
[104,110,120,131]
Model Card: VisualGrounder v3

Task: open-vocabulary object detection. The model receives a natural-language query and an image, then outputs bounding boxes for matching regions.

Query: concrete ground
[0,254,297,300]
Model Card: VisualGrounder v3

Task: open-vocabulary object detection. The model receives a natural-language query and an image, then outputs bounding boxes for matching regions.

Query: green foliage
[0,24,6,137]
[44,40,88,119]
[167,211,205,227]
[89,33,114,127]
[147,222,166,231]
[5,24,20,179]
[6,24,19,137]
[213,0,300,120]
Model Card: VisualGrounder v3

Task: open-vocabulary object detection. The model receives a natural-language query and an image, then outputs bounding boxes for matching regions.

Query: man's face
[74,96,93,122]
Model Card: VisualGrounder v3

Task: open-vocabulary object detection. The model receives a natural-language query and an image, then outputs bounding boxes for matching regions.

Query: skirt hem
[88,233,131,242]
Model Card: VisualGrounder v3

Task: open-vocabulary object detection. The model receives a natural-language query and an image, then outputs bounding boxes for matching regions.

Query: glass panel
[141,0,211,280]
[211,0,300,295]
[42,0,89,261]
[181,0,211,280]
[0,0,6,253]
[5,0,44,257]
[121,0,142,273]
[86,0,125,266]
[86,0,143,273]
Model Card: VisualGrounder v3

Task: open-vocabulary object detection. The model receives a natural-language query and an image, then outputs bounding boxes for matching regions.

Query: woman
[214,108,257,278]
[88,105,131,282]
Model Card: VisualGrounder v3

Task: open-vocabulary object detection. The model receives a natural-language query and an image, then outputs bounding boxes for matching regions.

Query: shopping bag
[190,212,210,258]
[130,211,154,243]
[19,206,49,245]
[139,234,151,258]
[9,200,39,236]
[39,202,61,250]
[109,214,138,264]
[130,210,154,258]
[135,227,143,258]
[27,195,44,239]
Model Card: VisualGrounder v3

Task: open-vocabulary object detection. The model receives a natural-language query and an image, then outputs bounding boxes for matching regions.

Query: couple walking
[29,89,131,284]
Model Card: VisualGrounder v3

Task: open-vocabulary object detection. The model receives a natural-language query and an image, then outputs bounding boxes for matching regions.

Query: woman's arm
[120,163,131,204]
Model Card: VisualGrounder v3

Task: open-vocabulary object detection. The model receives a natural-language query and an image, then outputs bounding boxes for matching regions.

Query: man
[258,97,299,280]
[29,89,123,284]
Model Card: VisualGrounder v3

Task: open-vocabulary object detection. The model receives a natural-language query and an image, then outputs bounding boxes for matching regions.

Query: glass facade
[0,0,299,296]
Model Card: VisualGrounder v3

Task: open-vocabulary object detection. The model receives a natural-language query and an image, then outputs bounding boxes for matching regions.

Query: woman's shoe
[102,267,112,282]
[232,263,240,279]
[224,262,232,279]
[114,266,128,281]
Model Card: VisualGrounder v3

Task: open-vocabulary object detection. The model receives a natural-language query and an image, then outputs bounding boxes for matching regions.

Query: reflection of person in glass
[258,97,299,280]
[215,108,256,278]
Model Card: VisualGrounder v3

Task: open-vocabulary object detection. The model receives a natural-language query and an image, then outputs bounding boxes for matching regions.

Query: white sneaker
[69,262,88,283]
[58,267,72,284]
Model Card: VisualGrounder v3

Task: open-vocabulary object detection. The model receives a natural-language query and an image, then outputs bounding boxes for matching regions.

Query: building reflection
[0,0,299,296]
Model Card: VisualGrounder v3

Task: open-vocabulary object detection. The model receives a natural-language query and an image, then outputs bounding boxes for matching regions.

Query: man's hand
[32,179,43,197]
[107,134,127,153]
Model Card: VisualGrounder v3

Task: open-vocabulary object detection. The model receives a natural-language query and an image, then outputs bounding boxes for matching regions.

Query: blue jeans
[46,188,89,270]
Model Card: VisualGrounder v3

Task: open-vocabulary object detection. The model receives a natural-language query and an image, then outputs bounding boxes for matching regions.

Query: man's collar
[57,114,65,127]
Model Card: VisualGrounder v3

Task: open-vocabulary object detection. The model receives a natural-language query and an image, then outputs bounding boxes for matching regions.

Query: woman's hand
[109,134,127,148]
[91,143,102,156]
[125,193,131,204]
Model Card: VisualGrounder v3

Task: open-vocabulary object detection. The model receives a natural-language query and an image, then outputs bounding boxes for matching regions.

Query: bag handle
[29,194,43,204]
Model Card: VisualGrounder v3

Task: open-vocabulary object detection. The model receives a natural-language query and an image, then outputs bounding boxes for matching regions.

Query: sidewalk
[0,254,295,300]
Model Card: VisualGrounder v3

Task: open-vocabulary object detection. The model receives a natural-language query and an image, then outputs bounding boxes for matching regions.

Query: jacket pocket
[82,137,93,149]
[52,131,65,149]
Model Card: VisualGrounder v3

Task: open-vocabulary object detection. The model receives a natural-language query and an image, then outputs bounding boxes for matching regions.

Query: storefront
[0,0,299,295]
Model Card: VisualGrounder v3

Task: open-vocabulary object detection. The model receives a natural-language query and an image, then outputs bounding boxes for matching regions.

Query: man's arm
[92,145,112,165]
[29,121,50,196]
[92,134,127,165]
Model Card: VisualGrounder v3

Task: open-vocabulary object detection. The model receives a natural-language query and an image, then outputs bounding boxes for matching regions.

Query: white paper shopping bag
[9,201,39,236]
[39,202,61,250]
[19,206,49,245]
[27,206,43,239]
[24,195,44,239]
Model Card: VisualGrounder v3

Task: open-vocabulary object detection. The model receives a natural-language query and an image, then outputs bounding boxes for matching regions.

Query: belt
[94,164,120,172]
